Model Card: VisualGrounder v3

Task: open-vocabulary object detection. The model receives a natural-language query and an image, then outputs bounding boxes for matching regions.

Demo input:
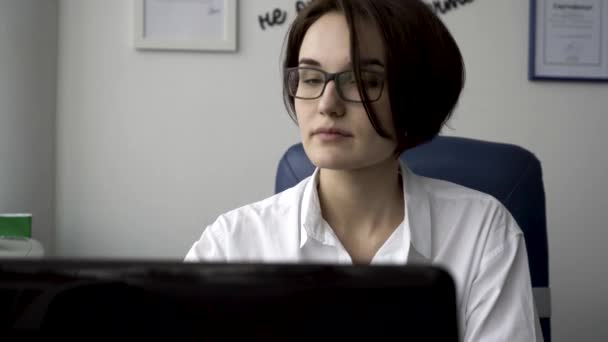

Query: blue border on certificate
[528,0,608,82]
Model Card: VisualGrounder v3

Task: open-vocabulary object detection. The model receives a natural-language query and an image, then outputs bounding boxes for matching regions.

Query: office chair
[275,135,551,341]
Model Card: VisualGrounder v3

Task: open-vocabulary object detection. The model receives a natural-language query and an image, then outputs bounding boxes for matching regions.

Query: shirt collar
[299,161,432,260]
[299,167,324,247]
[401,161,432,260]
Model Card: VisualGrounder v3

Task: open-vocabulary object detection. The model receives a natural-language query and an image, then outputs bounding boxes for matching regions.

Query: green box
[0,214,32,238]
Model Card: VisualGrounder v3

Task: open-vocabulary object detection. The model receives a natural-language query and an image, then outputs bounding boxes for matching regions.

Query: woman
[186,0,543,340]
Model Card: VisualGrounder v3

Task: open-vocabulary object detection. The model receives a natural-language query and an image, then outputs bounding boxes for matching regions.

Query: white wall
[55,0,608,341]
[0,0,57,253]
[56,0,299,258]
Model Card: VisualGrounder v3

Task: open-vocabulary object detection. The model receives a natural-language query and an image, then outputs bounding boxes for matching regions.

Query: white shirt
[185,162,543,341]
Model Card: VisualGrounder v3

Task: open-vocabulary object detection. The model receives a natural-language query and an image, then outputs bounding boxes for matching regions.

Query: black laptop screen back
[1,261,459,340]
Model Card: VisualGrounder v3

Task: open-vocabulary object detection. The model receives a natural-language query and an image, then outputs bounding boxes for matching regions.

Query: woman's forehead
[298,12,385,68]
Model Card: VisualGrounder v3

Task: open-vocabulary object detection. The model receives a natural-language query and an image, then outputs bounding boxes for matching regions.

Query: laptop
[1,260,459,340]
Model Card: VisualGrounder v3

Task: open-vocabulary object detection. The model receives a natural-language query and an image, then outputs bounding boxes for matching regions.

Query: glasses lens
[287,68,326,99]
[338,71,384,102]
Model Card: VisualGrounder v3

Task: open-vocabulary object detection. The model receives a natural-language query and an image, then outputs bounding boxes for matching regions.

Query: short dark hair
[282,0,465,154]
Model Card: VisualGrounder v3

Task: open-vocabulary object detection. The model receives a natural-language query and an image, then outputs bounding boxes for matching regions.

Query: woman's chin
[306,148,397,171]
[308,154,358,170]
[304,146,363,170]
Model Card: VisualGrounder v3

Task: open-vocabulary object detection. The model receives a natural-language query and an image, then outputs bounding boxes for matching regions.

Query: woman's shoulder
[416,173,500,205]
[188,178,311,261]
[413,173,522,238]
[412,173,525,274]
[210,176,310,233]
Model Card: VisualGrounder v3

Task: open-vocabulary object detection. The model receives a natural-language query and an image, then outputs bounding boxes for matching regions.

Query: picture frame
[134,0,238,52]
[529,0,608,82]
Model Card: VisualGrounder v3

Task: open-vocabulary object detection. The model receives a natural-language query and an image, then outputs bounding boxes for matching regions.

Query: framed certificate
[529,0,608,81]
[134,0,238,52]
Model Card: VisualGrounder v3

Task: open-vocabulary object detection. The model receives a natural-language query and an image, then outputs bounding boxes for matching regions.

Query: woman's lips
[312,128,353,142]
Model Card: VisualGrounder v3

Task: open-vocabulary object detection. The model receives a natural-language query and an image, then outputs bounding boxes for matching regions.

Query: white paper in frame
[134,0,237,52]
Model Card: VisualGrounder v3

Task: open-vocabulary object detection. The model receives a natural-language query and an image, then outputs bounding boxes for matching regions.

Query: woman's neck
[317,158,404,240]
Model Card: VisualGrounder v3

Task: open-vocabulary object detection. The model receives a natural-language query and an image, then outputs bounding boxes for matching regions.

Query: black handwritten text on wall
[258,8,288,30]
[258,0,475,31]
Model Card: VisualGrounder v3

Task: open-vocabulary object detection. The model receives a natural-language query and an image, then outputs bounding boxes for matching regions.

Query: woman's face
[295,12,396,171]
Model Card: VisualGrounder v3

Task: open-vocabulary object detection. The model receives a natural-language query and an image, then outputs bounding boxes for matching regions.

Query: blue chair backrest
[275,135,551,341]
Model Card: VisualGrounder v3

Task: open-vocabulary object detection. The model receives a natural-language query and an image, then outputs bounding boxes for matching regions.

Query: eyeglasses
[285,67,385,103]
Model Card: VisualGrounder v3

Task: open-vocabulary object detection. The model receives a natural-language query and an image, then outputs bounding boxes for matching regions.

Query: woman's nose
[317,81,345,117]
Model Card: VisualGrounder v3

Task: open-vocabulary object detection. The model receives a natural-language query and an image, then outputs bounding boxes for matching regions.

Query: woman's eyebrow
[297,57,385,68]
[298,58,321,66]
[355,58,385,68]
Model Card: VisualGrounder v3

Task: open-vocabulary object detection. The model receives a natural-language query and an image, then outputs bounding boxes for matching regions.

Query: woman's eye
[363,79,381,88]
[361,74,383,88]
[302,78,324,85]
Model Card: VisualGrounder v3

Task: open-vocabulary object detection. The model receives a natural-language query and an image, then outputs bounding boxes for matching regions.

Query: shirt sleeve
[463,211,544,342]
[184,224,228,262]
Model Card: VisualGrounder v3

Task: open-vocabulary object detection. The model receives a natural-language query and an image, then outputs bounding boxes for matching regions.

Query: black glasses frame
[285,67,385,103]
